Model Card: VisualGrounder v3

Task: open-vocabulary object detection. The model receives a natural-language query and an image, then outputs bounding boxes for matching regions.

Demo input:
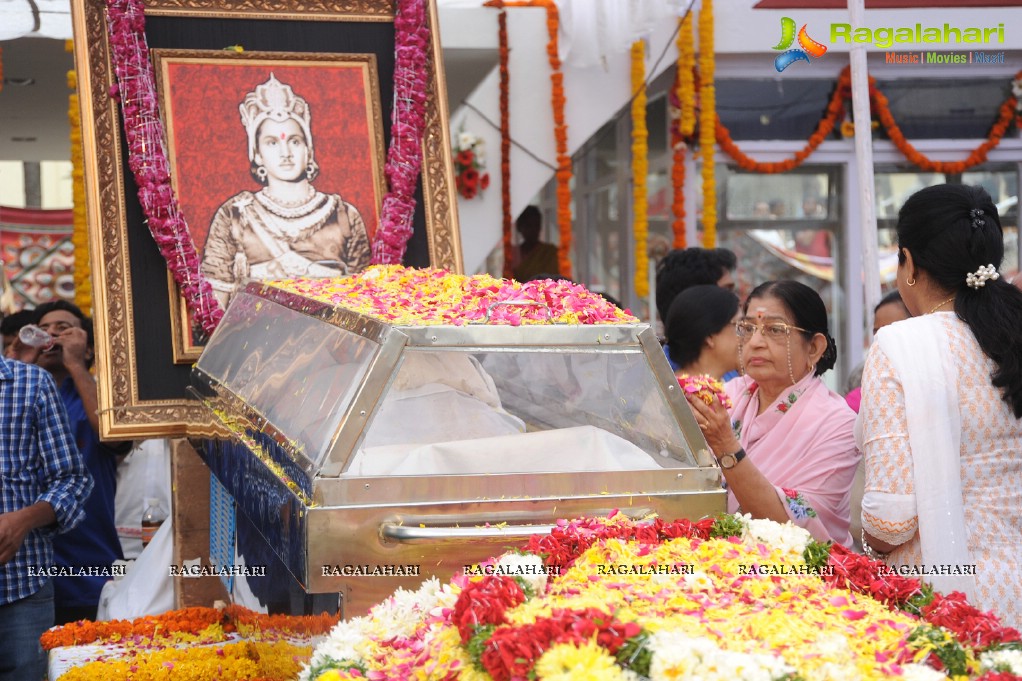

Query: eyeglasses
[734,320,808,341]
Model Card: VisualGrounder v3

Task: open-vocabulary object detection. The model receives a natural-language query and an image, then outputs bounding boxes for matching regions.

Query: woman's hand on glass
[686,393,741,458]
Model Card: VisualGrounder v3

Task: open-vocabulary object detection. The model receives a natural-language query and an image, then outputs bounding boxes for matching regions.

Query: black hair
[875,289,907,314]
[1,309,34,336]
[897,183,1022,417]
[665,285,740,369]
[516,205,542,232]
[654,247,737,322]
[33,300,95,369]
[745,280,837,376]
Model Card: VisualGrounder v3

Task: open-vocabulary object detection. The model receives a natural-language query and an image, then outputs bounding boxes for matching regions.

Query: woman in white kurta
[859,183,1022,628]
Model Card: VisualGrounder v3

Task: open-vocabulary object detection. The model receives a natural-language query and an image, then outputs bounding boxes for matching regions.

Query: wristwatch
[718,447,746,470]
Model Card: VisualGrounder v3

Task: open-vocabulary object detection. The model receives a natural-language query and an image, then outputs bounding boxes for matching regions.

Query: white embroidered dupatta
[860,314,977,599]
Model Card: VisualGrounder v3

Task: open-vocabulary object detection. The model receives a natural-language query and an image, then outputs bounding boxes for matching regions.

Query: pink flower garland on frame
[104,0,223,335]
[371,0,430,265]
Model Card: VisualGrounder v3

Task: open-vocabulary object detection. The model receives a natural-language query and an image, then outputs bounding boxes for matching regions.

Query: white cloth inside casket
[348,424,659,475]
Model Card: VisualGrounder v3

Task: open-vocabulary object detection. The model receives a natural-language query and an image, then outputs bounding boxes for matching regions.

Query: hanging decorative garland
[630,41,649,299]
[697,0,716,248]
[497,8,514,279]
[872,72,1018,174]
[715,70,847,174]
[370,0,430,265]
[489,0,572,279]
[715,66,1021,175]
[670,12,696,249]
[104,0,223,335]
[66,41,92,313]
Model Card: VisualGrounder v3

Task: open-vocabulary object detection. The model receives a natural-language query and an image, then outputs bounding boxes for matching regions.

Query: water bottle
[18,324,53,349]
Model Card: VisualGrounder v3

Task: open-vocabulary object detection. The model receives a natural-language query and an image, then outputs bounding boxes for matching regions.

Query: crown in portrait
[239,73,314,163]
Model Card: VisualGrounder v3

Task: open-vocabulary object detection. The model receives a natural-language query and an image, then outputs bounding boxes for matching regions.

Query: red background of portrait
[160,58,382,252]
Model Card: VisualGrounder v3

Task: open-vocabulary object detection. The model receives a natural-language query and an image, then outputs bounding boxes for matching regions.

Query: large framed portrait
[153,51,387,361]
[70,0,461,439]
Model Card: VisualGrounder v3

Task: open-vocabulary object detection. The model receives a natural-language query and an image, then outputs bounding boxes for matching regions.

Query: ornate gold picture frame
[71,0,461,439]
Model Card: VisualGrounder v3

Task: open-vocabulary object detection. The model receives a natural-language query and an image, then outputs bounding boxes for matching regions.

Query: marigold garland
[631,41,649,299]
[485,0,571,278]
[498,8,514,279]
[697,0,717,247]
[41,604,339,651]
[677,13,696,139]
[56,640,311,681]
[716,66,1021,175]
[715,73,846,174]
[670,12,696,249]
[66,41,92,313]
[873,70,1019,174]
[670,144,687,249]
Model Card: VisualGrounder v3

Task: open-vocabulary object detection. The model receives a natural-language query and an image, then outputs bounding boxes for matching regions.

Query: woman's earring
[906,276,916,287]
[738,342,746,376]
[256,166,268,182]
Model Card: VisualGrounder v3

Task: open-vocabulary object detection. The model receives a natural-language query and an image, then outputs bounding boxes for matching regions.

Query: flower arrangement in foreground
[269,265,635,326]
[44,604,339,681]
[303,512,1022,680]
[453,130,491,200]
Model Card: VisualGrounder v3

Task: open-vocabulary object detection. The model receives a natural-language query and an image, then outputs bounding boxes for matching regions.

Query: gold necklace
[927,294,956,315]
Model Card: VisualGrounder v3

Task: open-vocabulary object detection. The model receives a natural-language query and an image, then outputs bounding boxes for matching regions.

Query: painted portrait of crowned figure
[201,74,372,308]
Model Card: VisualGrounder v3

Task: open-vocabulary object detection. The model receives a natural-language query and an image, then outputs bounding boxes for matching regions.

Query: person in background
[511,206,560,282]
[0,311,93,679]
[12,301,131,624]
[0,310,33,356]
[654,247,737,372]
[845,290,911,414]
[665,285,741,381]
[859,184,1022,627]
[686,280,859,546]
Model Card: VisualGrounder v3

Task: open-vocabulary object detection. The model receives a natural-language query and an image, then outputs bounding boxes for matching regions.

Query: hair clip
[969,208,985,229]
[966,263,999,289]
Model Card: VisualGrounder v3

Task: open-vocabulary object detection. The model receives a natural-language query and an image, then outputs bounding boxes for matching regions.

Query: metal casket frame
[192,280,726,615]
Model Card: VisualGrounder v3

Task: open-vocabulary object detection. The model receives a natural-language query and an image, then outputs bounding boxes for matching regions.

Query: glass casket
[191,275,726,615]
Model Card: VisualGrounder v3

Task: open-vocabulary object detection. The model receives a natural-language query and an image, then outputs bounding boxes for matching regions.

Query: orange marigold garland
[717,66,1021,175]
[873,69,1019,174]
[631,40,649,298]
[671,12,696,249]
[677,12,696,139]
[697,0,717,247]
[66,41,93,313]
[715,72,846,174]
[485,0,572,278]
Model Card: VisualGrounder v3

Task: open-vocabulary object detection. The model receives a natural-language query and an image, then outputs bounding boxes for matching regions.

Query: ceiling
[0,37,76,162]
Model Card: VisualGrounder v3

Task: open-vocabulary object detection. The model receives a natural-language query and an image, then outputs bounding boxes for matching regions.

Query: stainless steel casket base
[199,437,725,618]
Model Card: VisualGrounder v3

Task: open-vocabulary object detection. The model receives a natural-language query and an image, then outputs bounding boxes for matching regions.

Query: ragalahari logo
[772,17,828,72]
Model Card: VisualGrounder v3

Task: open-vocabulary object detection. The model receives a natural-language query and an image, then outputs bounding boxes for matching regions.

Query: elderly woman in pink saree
[687,280,859,546]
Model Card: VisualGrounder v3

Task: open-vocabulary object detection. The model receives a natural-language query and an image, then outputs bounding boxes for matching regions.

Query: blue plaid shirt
[0,356,93,605]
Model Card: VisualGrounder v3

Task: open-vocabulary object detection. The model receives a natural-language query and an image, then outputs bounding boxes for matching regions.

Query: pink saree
[723,372,860,546]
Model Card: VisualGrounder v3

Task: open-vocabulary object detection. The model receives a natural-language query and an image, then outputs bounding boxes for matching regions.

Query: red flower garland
[371,0,430,265]
[452,574,525,643]
[497,8,514,279]
[104,0,223,334]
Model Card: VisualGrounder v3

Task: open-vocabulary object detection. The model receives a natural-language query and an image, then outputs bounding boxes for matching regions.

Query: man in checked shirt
[0,311,93,681]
